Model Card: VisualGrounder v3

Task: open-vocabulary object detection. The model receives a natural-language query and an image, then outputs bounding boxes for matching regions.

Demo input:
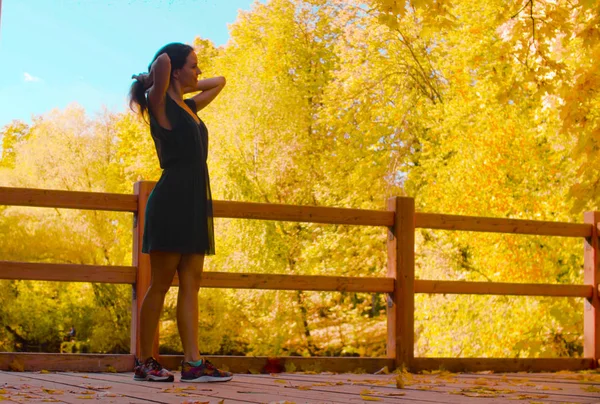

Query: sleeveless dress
[141,93,215,255]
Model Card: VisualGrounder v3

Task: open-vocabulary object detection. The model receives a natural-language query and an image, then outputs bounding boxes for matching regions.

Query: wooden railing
[0,183,597,373]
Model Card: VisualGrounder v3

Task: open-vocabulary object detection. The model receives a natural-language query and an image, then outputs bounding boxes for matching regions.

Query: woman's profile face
[175,51,202,88]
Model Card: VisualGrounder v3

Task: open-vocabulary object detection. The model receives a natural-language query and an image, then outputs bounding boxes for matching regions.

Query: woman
[129,42,231,383]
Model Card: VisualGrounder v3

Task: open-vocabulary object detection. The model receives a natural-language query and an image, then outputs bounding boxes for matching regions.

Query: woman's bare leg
[176,254,204,362]
[139,251,181,360]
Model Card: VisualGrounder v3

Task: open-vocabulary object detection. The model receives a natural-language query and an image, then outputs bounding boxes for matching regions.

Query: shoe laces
[145,357,163,371]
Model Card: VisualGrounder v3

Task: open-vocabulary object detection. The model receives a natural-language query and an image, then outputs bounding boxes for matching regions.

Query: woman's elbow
[156,53,171,68]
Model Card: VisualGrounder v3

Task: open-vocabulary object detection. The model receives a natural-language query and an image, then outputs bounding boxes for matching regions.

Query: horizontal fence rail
[0,262,394,293]
[0,186,138,212]
[0,186,393,226]
[0,184,598,373]
[415,280,594,298]
[2,187,591,234]
[416,212,593,237]
[0,261,137,284]
[1,261,591,298]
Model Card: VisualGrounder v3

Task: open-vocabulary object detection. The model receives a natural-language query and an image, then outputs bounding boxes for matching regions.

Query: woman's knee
[148,251,180,295]
[149,280,172,296]
[149,283,171,297]
[178,272,203,291]
[177,254,204,289]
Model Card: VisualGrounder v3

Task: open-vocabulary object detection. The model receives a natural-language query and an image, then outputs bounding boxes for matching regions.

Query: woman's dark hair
[129,42,194,118]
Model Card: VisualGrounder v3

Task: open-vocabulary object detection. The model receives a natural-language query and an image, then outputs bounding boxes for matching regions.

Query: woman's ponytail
[128,75,150,118]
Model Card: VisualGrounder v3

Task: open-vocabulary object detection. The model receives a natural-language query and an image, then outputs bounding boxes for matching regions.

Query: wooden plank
[0,186,137,212]
[170,272,394,293]
[415,280,594,298]
[584,211,600,368]
[159,355,395,374]
[131,181,155,359]
[213,200,394,226]
[411,357,595,373]
[8,372,172,404]
[0,262,393,293]
[456,372,600,388]
[7,371,600,404]
[65,372,403,404]
[0,371,109,404]
[416,212,592,238]
[0,353,132,372]
[387,197,415,371]
[226,374,464,404]
[0,261,136,284]
[277,373,599,403]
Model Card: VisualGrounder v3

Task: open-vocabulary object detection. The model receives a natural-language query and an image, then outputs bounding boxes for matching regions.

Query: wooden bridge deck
[0,369,599,403]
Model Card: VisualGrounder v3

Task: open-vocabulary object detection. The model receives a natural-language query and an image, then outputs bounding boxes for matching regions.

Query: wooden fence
[0,183,597,373]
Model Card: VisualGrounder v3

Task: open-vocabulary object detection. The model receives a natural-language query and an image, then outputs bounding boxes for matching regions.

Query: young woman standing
[129,42,231,383]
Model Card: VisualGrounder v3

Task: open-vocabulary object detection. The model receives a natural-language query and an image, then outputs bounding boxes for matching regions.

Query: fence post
[131,181,159,359]
[584,212,600,369]
[386,197,415,371]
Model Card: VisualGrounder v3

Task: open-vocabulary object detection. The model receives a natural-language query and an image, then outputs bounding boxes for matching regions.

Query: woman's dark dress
[142,94,215,255]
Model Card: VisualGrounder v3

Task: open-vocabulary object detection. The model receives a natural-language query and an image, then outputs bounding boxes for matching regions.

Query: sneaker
[181,359,233,383]
[133,357,174,382]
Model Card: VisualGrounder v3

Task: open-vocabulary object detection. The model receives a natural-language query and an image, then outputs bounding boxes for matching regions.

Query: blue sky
[0,0,257,128]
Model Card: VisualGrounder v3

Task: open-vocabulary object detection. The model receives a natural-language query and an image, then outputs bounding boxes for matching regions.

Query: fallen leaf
[374,366,390,375]
[451,386,514,398]
[514,394,549,400]
[274,379,288,384]
[582,385,600,393]
[539,385,562,391]
[395,374,404,389]
[8,360,24,372]
[42,388,64,394]
[40,369,50,374]
[79,384,111,390]
[264,357,285,373]
[360,395,382,401]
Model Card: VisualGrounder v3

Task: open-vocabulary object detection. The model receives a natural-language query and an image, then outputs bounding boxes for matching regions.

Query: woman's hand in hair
[189,76,226,111]
[132,73,154,91]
